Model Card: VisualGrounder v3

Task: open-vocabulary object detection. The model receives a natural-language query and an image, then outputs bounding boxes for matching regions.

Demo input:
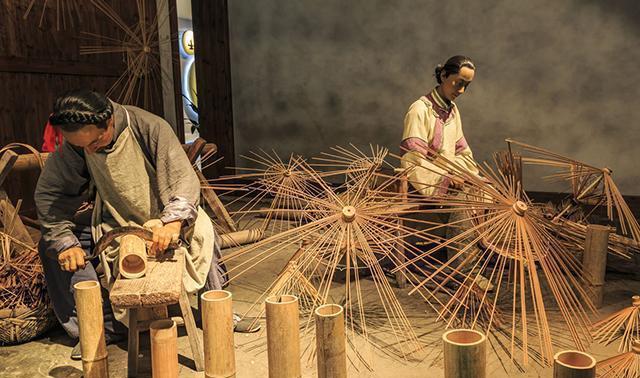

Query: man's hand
[58,247,87,272]
[150,220,181,255]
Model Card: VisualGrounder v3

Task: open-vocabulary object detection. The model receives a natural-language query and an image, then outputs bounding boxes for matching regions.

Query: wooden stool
[110,249,204,377]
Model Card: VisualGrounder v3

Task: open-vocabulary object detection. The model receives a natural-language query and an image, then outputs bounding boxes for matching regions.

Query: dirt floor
[1,214,639,377]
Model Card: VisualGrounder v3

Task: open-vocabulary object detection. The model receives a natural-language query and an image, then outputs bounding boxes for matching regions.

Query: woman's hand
[58,247,87,272]
[449,176,465,191]
[150,220,181,255]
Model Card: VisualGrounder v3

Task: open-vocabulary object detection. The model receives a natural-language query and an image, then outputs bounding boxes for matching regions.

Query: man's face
[62,118,114,154]
[440,66,475,102]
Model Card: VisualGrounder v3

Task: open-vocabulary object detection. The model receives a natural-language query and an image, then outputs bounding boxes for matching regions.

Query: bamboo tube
[315,304,346,378]
[201,290,236,378]
[220,229,265,249]
[118,234,148,279]
[553,350,596,378]
[582,225,610,308]
[265,295,301,378]
[442,329,486,378]
[73,281,109,378]
[150,319,179,378]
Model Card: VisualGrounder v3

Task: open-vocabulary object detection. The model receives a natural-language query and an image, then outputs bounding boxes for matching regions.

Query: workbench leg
[179,287,205,372]
[127,308,139,377]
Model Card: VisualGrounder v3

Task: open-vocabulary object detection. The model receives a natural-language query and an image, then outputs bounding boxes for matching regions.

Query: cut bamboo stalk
[73,281,109,378]
[315,304,347,378]
[201,290,236,378]
[220,229,265,249]
[150,319,179,378]
[118,234,148,279]
[265,295,301,378]
[553,350,596,378]
[442,329,486,378]
[582,225,610,308]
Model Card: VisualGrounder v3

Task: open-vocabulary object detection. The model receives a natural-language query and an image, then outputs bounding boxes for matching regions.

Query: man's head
[49,90,115,154]
[435,55,476,102]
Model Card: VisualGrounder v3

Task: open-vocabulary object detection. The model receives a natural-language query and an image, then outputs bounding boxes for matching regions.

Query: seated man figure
[35,89,226,359]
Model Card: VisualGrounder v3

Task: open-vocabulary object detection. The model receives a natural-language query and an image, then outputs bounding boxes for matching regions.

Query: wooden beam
[10,143,217,172]
[192,0,235,177]
[168,0,185,143]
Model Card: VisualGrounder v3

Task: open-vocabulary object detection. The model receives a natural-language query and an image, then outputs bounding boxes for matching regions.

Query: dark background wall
[228,0,640,194]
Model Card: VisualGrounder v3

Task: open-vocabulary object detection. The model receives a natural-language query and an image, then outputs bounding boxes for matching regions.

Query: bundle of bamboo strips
[0,232,44,312]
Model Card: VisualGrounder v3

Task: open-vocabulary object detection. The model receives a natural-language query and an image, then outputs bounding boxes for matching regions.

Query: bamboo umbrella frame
[592,296,640,352]
[22,0,81,30]
[506,139,640,247]
[219,150,465,358]
[596,339,640,378]
[311,144,394,189]
[208,151,323,235]
[80,0,173,109]
[390,148,597,366]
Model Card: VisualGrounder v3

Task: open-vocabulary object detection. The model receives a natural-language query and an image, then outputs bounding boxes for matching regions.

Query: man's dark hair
[49,89,113,132]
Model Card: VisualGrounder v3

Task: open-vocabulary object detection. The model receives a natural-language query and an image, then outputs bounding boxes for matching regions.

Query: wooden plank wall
[192,0,235,177]
[0,0,169,215]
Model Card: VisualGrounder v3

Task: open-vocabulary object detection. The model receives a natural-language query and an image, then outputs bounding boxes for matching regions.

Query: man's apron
[86,108,215,323]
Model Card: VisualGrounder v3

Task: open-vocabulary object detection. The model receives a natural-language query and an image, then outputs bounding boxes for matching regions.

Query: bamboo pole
[150,319,179,378]
[442,329,486,378]
[395,168,408,289]
[265,295,301,378]
[201,290,236,378]
[73,281,109,378]
[582,225,610,308]
[315,304,347,378]
[118,234,148,279]
[220,229,265,249]
[553,350,596,378]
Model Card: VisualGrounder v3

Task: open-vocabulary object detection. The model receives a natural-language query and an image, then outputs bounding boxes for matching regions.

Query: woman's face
[439,66,475,102]
[62,117,115,154]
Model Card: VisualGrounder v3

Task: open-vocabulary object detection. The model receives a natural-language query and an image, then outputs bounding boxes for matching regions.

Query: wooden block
[110,250,185,308]
[0,150,18,186]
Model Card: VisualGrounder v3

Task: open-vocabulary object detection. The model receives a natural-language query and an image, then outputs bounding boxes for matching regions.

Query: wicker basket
[0,300,57,345]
